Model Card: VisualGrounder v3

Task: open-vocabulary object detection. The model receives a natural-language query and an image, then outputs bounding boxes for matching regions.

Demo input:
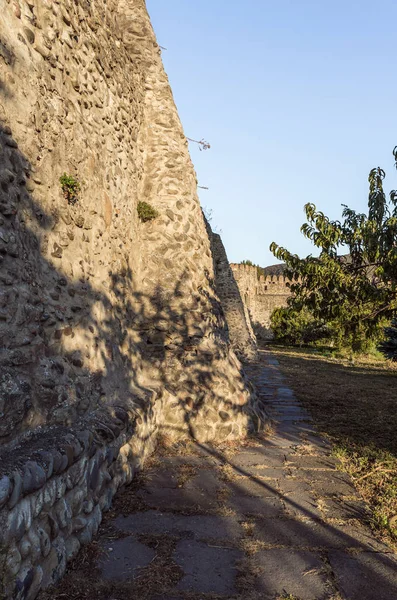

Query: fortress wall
[230,264,293,339]
[0,2,267,596]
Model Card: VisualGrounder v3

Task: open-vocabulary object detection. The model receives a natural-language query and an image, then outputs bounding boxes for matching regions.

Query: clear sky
[146,0,397,266]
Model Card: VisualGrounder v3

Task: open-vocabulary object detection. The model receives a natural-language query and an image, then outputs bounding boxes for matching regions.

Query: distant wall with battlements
[230,264,294,339]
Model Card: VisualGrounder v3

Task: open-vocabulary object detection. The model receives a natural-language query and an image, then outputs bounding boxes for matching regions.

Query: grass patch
[137,200,159,222]
[270,345,397,547]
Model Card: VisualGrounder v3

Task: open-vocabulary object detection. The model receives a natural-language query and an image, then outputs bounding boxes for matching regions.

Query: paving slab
[307,472,358,497]
[114,511,243,540]
[137,485,218,512]
[246,467,289,479]
[283,491,322,519]
[278,476,312,495]
[285,455,340,470]
[253,518,390,551]
[173,540,242,594]
[263,432,303,448]
[273,404,309,413]
[251,548,329,600]
[228,494,285,518]
[277,386,295,397]
[183,469,224,496]
[98,537,156,581]
[274,418,314,427]
[329,551,397,600]
[231,448,286,469]
[226,476,280,498]
[144,469,180,488]
[156,456,214,468]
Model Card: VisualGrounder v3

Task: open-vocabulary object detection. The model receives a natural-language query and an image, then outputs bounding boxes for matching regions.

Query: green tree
[270,148,397,352]
[271,306,331,346]
[379,318,397,361]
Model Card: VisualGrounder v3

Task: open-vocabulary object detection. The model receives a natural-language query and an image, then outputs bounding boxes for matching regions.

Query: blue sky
[146,0,397,266]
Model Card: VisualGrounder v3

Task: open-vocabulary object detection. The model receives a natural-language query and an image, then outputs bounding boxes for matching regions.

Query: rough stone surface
[114,511,243,540]
[174,540,242,594]
[0,404,145,598]
[0,0,262,450]
[231,263,296,339]
[99,537,156,581]
[251,549,328,600]
[209,231,257,359]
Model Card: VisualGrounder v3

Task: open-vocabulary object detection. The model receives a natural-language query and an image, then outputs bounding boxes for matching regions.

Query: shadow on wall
[0,122,255,449]
[0,37,15,99]
[253,321,274,343]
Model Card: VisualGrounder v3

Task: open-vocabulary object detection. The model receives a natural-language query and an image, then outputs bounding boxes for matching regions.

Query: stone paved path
[43,350,397,600]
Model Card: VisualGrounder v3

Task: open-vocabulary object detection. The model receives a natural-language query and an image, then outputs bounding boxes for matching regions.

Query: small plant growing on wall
[60,173,81,205]
[137,201,159,222]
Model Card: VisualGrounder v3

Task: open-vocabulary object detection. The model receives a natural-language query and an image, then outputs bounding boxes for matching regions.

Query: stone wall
[0,403,158,599]
[209,231,257,359]
[0,0,256,445]
[0,1,268,596]
[230,264,293,339]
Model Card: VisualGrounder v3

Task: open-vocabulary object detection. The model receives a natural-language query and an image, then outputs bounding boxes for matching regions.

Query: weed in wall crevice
[137,201,159,223]
[60,173,81,205]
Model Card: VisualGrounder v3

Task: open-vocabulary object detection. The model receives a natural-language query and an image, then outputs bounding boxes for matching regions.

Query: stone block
[173,540,242,594]
[253,518,390,551]
[250,548,328,600]
[98,537,156,581]
[329,551,397,600]
[227,494,285,518]
[114,511,243,540]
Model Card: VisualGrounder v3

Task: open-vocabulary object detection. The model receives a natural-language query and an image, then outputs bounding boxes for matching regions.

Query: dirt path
[40,350,397,600]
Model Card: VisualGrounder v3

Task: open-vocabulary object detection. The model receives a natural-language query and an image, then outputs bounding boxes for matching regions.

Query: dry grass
[106,473,149,517]
[176,462,198,485]
[271,346,397,547]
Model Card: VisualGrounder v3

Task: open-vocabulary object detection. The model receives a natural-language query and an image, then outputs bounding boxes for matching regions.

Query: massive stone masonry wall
[230,264,293,339]
[0,1,268,597]
[0,0,260,445]
[209,231,257,359]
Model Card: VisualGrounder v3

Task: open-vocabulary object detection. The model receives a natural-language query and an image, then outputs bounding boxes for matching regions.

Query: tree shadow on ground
[39,430,397,600]
[268,349,397,455]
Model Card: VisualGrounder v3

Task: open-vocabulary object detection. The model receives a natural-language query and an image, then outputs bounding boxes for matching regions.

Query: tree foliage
[270,147,397,352]
[379,319,397,361]
[271,306,332,346]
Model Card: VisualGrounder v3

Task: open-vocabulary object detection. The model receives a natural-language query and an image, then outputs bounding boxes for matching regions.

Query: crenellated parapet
[230,263,298,339]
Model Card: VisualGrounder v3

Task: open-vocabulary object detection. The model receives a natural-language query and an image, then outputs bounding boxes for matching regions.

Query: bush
[379,318,397,361]
[137,201,159,222]
[60,173,81,205]
[271,306,332,346]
